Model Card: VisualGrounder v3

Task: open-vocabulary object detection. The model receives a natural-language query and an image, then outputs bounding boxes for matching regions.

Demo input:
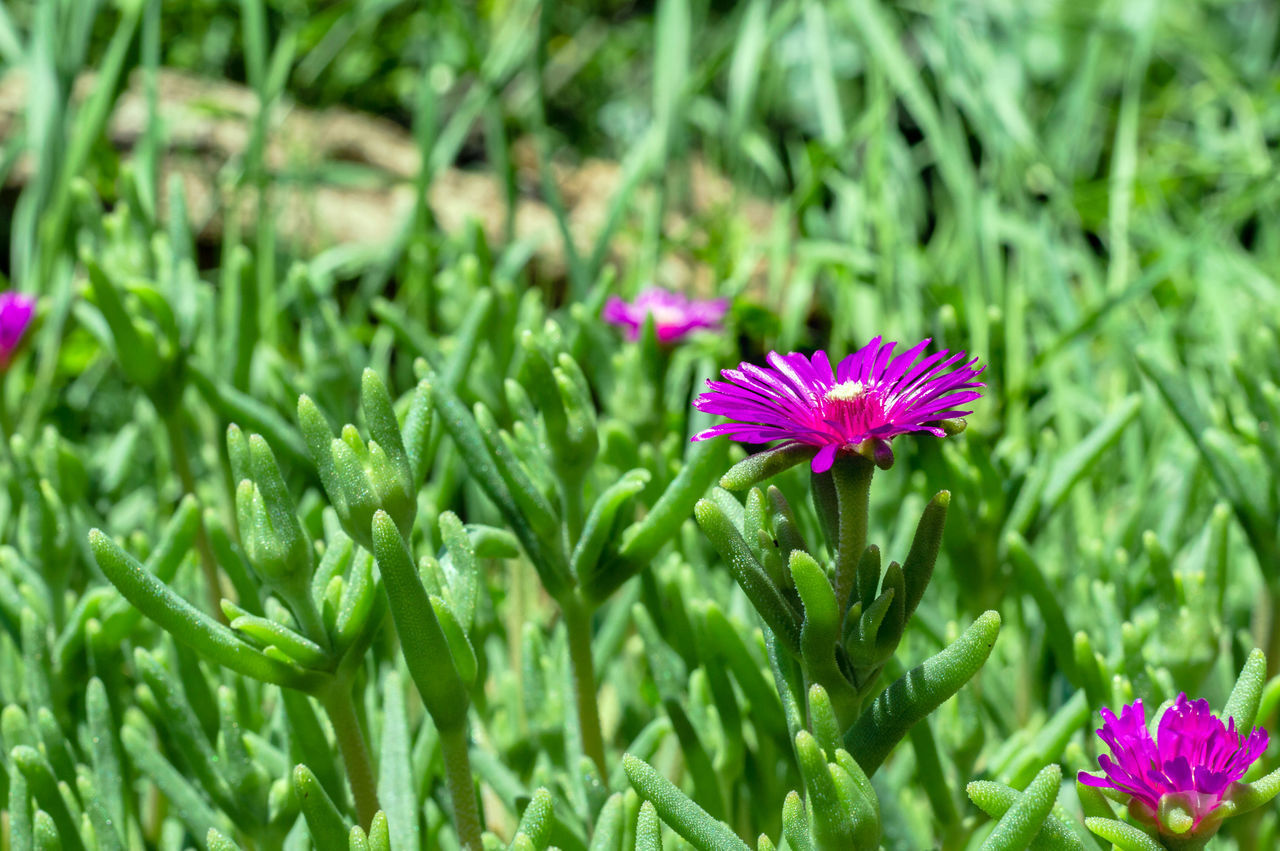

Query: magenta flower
[691,337,983,472]
[602,288,728,343]
[0,292,35,368]
[1079,695,1269,837]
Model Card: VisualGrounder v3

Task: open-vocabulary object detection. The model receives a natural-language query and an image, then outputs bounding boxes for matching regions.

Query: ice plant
[1080,694,1269,844]
[0,291,34,367]
[602,287,728,343]
[692,336,984,472]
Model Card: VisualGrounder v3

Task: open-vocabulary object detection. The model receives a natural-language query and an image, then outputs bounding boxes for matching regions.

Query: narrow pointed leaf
[622,754,750,851]
[695,497,800,654]
[845,611,1001,774]
[1082,817,1163,851]
[1224,649,1267,732]
[974,764,1069,851]
[719,443,814,491]
[295,764,350,851]
[371,511,468,730]
[901,492,948,622]
[90,530,323,690]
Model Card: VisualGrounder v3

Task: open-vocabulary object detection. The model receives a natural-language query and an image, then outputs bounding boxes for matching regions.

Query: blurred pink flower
[603,288,728,343]
[0,292,35,368]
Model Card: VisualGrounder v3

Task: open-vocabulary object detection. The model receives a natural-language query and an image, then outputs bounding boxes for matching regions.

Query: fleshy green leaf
[371,510,468,730]
[89,529,324,691]
[590,438,728,601]
[573,469,650,587]
[11,746,85,851]
[511,787,554,850]
[968,778,1088,851]
[428,372,572,596]
[622,754,751,851]
[901,492,948,623]
[588,794,625,851]
[781,791,814,851]
[378,670,420,851]
[795,731,853,846]
[295,764,350,851]
[845,611,1001,774]
[792,551,858,727]
[1082,817,1163,851]
[635,800,662,851]
[1223,648,1267,732]
[719,443,815,491]
[1226,766,1280,816]
[970,764,1079,851]
[695,495,801,655]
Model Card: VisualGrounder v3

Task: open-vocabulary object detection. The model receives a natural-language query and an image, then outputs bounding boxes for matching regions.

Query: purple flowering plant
[10,4,1280,848]
[1075,651,1280,850]
[1084,695,1267,826]
[692,336,984,473]
[59,239,1280,850]
[603,287,729,343]
[686,334,1002,849]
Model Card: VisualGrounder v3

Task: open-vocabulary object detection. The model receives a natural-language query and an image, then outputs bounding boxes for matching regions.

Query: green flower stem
[371,510,480,847]
[561,474,586,548]
[0,371,12,444]
[831,455,873,613]
[440,724,483,851]
[320,679,380,830]
[564,594,607,776]
[163,410,225,619]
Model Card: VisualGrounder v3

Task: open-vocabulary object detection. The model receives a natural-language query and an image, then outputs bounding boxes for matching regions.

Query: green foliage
[0,0,1277,848]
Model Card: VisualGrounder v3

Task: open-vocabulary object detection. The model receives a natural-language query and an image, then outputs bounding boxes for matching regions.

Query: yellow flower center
[821,380,887,440]
[824,381,870,403]
[647,303,687,327]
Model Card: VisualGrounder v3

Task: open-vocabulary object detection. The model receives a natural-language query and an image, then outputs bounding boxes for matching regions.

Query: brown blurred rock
[0,67,777,292]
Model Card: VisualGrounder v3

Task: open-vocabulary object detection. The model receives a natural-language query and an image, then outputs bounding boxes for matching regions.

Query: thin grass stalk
[320,680,381,831]
[565,594,607,776]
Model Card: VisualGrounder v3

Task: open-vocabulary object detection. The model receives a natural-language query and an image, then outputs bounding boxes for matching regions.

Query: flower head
[1079,694,1269,838]
[0,292,34,368]
[603,288,728,343]
[692,337,983,472]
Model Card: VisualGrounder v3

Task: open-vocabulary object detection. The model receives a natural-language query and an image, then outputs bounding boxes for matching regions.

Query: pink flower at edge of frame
[0,292,35,367]
[1078,694,1270,834]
